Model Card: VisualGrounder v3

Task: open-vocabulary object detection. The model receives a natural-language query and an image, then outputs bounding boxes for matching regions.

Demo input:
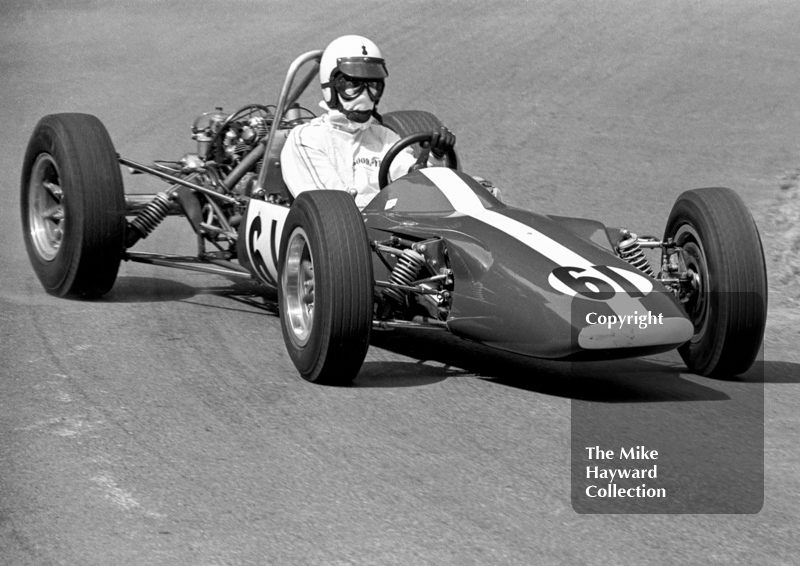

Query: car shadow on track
[706,360,800,384]
[101,276,198,303]
[193,280,280,315]
[367,328,739,403]
[102,276,280,315]
[354,361,463,388]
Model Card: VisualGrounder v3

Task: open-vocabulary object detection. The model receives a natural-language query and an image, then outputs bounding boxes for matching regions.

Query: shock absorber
[125,192,172,248]
[383,248,426,303]
[616,230,655,277]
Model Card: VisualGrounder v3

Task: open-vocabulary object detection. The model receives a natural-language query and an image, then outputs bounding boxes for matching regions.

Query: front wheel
[278,191,374,384]
[664,187,767,377]
[20,113,126,298]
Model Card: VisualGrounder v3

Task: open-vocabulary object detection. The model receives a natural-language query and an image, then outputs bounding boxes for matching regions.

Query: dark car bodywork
[361,168,693,360]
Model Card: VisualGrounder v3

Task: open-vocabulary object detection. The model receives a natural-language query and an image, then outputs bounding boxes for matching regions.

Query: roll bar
[255,50,323,194]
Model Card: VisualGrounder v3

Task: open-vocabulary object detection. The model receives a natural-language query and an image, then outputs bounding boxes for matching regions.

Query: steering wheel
[378,132,458,190]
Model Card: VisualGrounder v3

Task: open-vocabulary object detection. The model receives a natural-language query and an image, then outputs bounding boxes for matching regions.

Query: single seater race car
[21,49,767,385]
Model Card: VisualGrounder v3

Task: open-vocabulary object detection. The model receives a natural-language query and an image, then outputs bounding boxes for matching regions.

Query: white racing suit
[280,108,420,210]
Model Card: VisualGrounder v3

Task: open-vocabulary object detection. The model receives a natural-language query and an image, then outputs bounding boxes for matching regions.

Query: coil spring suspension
[383,249,425,303]
[616,230,655,277]
[126,192,171,247]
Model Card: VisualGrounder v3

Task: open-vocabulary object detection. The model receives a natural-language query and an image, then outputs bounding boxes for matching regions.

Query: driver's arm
[426,153,449,167]
[387,144,418,180]
[380,128,445,180]
[388,146,449,180]
[385,125,455,178]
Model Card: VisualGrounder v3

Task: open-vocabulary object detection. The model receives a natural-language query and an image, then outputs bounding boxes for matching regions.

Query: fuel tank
[362,168,693,360]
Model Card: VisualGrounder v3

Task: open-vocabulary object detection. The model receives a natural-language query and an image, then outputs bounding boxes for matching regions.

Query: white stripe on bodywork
[420,168,650,318]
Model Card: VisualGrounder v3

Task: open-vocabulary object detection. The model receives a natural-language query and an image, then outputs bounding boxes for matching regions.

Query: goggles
[331,74,385,102]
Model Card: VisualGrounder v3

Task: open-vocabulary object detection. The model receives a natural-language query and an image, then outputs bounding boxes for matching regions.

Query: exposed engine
[124,103,315,257]
[191,105,273,169]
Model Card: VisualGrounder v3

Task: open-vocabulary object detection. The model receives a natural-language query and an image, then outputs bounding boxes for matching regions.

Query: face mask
[343,109,374,123]
[328,109,373,131]
[339,86,376,123]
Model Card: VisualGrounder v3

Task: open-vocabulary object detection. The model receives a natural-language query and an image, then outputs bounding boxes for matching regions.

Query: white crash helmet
[320,35,388,109]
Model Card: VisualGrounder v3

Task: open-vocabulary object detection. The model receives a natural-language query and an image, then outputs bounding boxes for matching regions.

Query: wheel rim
[675,224,710,344]
[282,227,315,347]
[28,153,65,261]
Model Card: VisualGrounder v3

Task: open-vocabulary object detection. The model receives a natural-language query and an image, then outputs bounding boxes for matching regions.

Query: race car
[20,49,767,385]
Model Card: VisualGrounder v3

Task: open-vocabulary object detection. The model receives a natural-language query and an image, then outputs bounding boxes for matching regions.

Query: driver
[280,35,456,209]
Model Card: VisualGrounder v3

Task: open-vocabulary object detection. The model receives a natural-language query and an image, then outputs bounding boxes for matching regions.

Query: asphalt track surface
[2,1,800,564]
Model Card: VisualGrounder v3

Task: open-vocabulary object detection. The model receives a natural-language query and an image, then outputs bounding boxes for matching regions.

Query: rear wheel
[278,191,374,384]
[20,113,126,298]
[664,187,767,377]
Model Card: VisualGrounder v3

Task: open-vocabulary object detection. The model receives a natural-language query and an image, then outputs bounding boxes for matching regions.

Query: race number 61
[548,265,653,301]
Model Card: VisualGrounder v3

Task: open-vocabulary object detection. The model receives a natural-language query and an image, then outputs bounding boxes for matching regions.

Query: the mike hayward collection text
[583,446,666,499]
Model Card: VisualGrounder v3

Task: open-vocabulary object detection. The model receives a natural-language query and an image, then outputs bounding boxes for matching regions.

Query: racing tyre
[664,187,767,377]
[382,110,459,170]
[278,191,374,384]
[21,113,126,298]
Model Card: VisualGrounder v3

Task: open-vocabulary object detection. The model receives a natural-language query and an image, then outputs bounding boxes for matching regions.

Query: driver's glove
[429,126,456,158]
